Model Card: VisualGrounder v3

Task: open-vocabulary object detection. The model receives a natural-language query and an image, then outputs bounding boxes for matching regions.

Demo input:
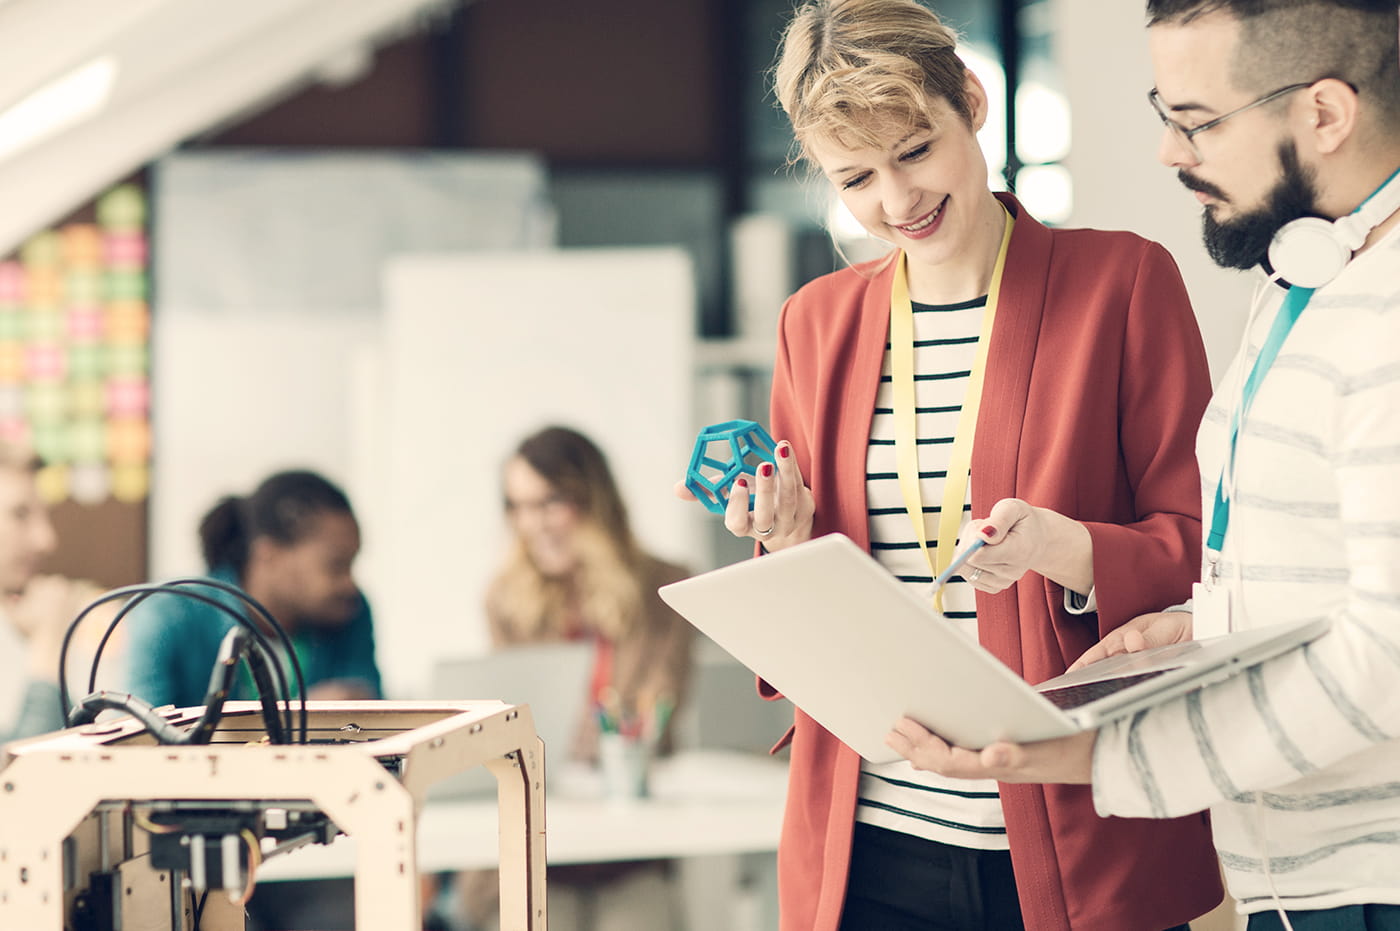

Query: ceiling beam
[0,0,461,256]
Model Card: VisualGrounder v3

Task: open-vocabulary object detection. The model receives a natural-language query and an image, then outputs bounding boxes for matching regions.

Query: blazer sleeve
[1079,241,1211,635]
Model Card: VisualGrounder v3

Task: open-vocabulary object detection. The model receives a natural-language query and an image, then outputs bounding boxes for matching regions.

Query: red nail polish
[760,463,774,478]
[981,525,997,537]
[735,477,748,488]
[778,445,791,459]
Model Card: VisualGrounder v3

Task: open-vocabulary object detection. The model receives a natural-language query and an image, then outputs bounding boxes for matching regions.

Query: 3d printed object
[685,419,778,513]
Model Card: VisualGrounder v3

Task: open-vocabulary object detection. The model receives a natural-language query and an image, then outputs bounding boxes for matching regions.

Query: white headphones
[1267,165,1400,288]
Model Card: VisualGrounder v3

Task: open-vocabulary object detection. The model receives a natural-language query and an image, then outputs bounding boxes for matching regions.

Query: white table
[260,749,789,931]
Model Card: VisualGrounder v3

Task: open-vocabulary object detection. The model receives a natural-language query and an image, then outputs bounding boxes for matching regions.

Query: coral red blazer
[763,195,1223,930]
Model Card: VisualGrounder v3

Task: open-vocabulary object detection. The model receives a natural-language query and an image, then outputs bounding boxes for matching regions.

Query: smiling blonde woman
[710,1,1226,928]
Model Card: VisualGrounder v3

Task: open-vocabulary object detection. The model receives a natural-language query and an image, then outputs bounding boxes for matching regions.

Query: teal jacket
[122,565,382,709]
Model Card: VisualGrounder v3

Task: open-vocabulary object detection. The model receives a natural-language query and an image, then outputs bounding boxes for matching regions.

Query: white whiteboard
[149,151,555,583]
[149,313,384,580]
[362,248,701,697]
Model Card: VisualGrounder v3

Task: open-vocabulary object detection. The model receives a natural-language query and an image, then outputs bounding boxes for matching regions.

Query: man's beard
[1179,141,1322,271]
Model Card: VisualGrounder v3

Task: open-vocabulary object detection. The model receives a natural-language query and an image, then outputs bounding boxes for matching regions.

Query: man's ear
[1303,77,1360,155]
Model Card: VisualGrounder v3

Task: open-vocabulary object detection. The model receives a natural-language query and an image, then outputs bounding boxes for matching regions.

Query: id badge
[1192,581,1232,640]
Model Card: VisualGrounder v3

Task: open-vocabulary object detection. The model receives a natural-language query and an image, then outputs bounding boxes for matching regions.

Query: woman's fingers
[750,461,778,536]
[722,475,754,537]
[713,440,816,548]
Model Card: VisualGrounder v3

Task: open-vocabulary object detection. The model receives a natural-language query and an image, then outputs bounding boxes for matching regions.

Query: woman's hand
[1068,610,1193,671]
[959,498,1093,595]
[723,441,815,551]
[675,440,815,551]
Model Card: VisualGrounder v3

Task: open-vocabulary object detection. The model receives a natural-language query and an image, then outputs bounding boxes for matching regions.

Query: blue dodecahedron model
[685,419,778,513]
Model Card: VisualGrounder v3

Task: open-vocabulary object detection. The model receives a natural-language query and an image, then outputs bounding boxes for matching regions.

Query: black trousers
[839,822,1193,931]
[1248,905,1400,930]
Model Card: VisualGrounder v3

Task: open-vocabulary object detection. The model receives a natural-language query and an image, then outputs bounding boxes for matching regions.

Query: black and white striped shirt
[856,295,1008,850]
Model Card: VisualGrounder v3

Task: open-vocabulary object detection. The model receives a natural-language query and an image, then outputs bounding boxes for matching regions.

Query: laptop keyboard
[1037,668,1178,710]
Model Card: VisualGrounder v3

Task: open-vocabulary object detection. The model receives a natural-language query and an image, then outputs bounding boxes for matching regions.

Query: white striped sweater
[1092,220,1400,913]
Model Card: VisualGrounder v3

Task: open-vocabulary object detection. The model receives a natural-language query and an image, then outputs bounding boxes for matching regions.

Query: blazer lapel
[973,194,1052,665]
[974,194,1050,513]
[836,257,899,553]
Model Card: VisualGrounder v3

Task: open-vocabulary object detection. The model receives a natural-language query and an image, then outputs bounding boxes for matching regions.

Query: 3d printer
[0,579,547,930]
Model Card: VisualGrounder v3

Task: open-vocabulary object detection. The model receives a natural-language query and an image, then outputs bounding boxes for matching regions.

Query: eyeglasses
[1148,82,1313,161]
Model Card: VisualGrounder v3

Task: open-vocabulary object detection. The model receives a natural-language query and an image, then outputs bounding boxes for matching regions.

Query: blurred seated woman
[451,425,695,931]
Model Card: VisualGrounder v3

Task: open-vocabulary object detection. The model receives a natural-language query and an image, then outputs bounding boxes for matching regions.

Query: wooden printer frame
[0,700,546,930]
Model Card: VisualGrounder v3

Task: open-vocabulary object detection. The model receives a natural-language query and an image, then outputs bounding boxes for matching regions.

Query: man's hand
[7,576,110,677]
[1068,610,1193,672]
[886,718,1096,784]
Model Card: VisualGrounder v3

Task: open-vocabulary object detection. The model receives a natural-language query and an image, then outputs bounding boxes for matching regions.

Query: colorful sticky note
[106,416,150,464]
[65,270,103,307]
[103,301,150,341]
[0,310,23,342]
[23,267,61,306]
[0,388,25,420]
[110,462,148,503]
[96,185,146,231]
[104,376,149,416]
[0,263,23,303]
[0,344,23,382]
[104,343,149,376]
[20,231,61,267]
[70,419,106,463]
[66,343,103,380]
[24,344,65,381]
[103,269,147,302]
[103,232,147,268]
[26,383,66,423]
[31,422,70,465]
[24,308,64,342]
[68,462,110,505]
[60,225,103,267]
[35,464,69,505]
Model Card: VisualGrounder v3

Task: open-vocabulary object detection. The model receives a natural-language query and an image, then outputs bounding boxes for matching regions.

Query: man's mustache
[1178,170,1228,202]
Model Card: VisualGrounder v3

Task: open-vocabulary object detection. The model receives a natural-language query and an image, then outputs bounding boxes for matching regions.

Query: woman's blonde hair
[773,0,971,164]
[487,426,645,642]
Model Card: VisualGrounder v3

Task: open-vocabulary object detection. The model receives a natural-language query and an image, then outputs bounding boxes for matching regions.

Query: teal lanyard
[1206,283,1315,555]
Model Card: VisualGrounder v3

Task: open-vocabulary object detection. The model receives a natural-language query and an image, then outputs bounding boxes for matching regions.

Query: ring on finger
[754,523,775,537]
[968,567,984,583]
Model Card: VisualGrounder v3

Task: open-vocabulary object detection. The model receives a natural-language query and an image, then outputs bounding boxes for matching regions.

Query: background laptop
[658,533,1327,763]
[424,640,595,799]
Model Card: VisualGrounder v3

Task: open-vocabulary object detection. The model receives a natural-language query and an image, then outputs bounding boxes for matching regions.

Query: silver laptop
[658,533,1328,763]
[424,640,595,798]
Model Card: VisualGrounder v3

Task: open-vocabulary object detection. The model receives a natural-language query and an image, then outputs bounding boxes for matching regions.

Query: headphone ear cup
[1267,216,1351,289]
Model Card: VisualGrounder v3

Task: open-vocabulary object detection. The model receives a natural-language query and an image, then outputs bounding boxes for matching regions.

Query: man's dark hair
[1146,0,1400,129]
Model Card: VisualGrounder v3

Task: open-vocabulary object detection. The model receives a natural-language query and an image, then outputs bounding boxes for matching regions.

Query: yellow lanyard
[890,207,1014,612]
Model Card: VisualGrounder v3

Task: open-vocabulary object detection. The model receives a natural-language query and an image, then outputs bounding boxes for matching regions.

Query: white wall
[1057,0,1252,383]
[150,151,553,582]
[367,248,700,697]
